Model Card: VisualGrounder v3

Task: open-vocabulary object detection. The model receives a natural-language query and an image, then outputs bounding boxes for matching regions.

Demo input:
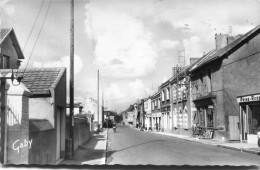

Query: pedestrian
[113,122,117,133]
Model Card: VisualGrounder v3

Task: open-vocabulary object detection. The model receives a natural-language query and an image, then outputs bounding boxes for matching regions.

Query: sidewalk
[60,129,108,165]
[136,127,260,155]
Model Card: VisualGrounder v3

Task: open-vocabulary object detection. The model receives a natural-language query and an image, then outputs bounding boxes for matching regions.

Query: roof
[1,67,66,96]
[29,119,53,132]
[1,28,24,59]
[190,25,260,72]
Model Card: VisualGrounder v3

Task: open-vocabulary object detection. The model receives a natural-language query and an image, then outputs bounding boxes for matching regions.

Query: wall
[29,129,56,164]
[190,59,226,140]
[29,98,54,126]
[65,117,92,152]
[6,82,30,164]
[53,69,66,160]
[222,33,260,140]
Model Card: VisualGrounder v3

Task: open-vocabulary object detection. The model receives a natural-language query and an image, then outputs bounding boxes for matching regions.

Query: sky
[1,0,260,112]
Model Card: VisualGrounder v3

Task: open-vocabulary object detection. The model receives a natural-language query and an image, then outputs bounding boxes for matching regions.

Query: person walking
[113,122,117,133]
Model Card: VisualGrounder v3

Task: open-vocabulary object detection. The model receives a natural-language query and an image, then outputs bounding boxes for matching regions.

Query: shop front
[192,95,216,139]
[237,94,260,144]
[151,112,162,131]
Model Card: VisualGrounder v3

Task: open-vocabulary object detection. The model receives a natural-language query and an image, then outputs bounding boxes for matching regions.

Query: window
[248,105,260,134]
[166,88,170,100]
[1,55,10,69]
[172,88,177,103]
[207,69,212,92]
[161,91,165,101]
[158,98,160,108]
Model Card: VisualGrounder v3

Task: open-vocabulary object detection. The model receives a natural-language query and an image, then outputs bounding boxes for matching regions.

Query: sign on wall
[237,94,260,103]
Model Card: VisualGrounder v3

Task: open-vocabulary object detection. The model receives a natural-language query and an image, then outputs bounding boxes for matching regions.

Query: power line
[22,0,45,52]
[22,0,52,77]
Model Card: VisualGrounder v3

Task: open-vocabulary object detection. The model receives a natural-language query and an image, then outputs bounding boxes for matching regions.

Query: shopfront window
[248,105,260,134]
[206,109,213,127]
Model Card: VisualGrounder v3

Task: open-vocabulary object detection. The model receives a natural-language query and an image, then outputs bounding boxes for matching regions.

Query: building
[0,28,26,164]
[160,80,171,133]
[3,68,66,164]
[144,97,152,130]
[122,105,135,126]
[170,58,199,136]
[0,28,24,69]
[151,91,161,131]
[190,25,260,143]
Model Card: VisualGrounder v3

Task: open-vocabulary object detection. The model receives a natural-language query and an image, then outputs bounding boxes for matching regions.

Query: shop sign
[208,105,214,109]
[237,94,260,103]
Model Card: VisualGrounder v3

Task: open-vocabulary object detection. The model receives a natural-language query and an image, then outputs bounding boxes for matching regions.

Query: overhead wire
[22,0,52,77]
[22,0,45,52]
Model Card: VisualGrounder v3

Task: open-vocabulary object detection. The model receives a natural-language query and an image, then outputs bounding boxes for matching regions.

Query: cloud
[32,55,83,75]
[182,36,206,65]
[85,1,158,78]
[158,39,179,50]
[104,79,150,109]
[0,0,15,16]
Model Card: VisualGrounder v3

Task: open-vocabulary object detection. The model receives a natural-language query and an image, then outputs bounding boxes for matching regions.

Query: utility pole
[0,78,6,164]
[97,70,100,132]
[102,91,104,129]
[68,0,74,158]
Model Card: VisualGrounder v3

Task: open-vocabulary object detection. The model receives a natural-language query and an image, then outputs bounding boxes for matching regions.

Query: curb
[128,126,260,156]
[105,129,109,165]
[217,145,260,155]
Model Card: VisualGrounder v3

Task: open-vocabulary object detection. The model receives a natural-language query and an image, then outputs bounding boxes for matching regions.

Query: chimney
[227,36,235,44]
[190,58,200,65]
[215,33,228,50]
[215,33,235,50]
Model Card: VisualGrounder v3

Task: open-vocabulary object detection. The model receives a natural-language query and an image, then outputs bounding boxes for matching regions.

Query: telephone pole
[68,0,74,158]
[97,70,100,132]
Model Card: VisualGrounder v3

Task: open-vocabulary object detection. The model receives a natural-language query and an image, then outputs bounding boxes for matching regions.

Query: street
[106,124,260,166]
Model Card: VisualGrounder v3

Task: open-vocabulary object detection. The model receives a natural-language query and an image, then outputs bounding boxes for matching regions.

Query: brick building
[190,25,260,142]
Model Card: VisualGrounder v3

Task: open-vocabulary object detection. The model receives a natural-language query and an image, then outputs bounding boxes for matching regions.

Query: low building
[3,67,66,164]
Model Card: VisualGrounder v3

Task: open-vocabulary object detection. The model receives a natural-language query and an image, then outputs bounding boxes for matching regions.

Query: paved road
[106,124,260,166]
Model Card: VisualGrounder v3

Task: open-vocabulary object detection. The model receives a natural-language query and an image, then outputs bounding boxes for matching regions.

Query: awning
[193,93,216,108]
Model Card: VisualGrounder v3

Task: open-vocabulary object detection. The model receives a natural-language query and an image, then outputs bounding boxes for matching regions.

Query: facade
[151,92,161,131]
[170,58,199,136]
[160,80,171,133]
[122,105,135,125]
[190,25,260,143]
[0,28,24,69]
[144,97,152,130]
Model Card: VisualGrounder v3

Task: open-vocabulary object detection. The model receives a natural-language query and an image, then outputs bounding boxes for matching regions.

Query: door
[56,107,61,160]
[229,116,240,140]
[241,106,248,141]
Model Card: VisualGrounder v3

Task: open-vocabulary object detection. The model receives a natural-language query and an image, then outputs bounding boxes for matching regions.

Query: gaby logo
[12,139,33,153]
